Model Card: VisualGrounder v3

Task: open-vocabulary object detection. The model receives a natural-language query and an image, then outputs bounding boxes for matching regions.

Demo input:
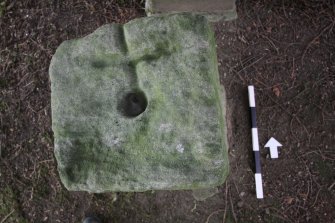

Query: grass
[0,186,28,223]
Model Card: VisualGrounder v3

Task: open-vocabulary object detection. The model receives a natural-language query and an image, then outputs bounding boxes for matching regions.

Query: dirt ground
[0,0,334,222]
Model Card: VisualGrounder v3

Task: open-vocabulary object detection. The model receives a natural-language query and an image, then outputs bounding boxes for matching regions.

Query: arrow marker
[265,137,282,159]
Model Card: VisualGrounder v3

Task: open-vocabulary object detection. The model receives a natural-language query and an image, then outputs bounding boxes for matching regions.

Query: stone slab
[145,0,237,22]
[50,13,229,193]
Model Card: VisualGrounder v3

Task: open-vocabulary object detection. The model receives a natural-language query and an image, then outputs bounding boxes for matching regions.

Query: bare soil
[1,0,334,223]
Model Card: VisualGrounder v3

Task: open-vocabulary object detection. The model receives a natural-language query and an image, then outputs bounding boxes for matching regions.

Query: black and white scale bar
[248,85,264,199]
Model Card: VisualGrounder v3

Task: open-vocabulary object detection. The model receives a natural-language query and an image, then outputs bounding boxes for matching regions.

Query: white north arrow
[264,137,282,159]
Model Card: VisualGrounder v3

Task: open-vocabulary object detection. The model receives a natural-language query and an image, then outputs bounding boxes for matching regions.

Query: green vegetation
[116,0,126,6]
[55,189,71,204]
[0,186,28,223]
[0,1,5,17]
[0,101,7,112]
[316,159,334,182]
[33,165,51,198]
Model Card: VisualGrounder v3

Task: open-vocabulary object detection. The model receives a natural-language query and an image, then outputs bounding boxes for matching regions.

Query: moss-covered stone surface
[49,13,228,193]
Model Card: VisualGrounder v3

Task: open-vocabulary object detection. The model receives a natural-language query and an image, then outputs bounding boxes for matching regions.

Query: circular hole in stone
[120,91,148,118]
[130,94,139,103]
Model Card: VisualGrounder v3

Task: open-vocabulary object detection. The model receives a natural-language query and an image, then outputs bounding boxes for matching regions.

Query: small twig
[301,23,333,65]
[229,188,237,223]
[261,34,279,53]
[304,180,310,206]
[222,182,228,223]
[268,207,293,223]
[290,117,299,142]
[38,159,53,164]
[0,210,15,223]
[265,94,311,140]
[232,178,240,196]
[30,187,34,201]
[190,201,197,212]
[328,182,335,191]
[237,56,265,74]
[206,209,224,223]
[290,58,295,80]
[311,187,321,207]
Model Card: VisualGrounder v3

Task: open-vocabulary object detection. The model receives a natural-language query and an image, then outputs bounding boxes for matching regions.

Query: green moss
[33,165,52,198]
[316,159,334,182]
[55,189,71,204]
[42,132,53,144]
[0,1,5,17]
[0,78,7,88]
[0,186,28,223]
[116,0,127,6]
[0,101,7,112]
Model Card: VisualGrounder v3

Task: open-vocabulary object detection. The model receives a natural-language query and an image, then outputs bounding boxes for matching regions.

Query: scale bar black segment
[254,151,261,173]
[250,107,257,128]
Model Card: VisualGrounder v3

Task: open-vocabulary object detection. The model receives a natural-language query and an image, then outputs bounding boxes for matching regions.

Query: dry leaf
[285,197,294,204]
[273,86,281,97]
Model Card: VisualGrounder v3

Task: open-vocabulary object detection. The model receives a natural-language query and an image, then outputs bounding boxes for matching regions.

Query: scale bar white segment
[248,86,256,107]
[251,128,260,151]
[255,173,264,199]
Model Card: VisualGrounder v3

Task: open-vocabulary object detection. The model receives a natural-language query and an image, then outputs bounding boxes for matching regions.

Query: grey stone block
[146,0,237,22]
[50,14,229,193]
